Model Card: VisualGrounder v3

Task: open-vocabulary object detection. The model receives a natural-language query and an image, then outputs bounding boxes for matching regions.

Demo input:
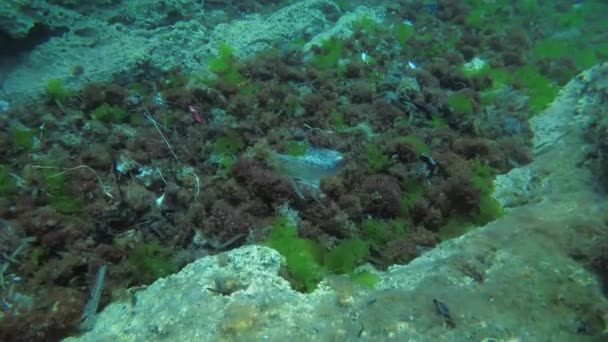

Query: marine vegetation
[1,0,607,340]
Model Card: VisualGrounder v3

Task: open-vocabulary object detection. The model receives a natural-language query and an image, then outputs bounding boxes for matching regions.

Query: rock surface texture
[1,0,384,104]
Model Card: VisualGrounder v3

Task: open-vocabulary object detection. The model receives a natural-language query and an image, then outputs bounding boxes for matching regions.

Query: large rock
[0,0,202,40]
[1,0,385,105]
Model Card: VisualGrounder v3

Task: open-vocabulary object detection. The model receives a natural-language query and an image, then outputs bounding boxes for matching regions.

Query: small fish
[188,105,204,125]
[154,92,165,106]
[433,298,456,328]
[419,153,438,176]
[0,100,9,112]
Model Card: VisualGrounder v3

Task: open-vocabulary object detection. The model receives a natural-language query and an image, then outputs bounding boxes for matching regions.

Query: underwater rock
[0,1,71,40]
[495,62,605,206]
[4,0,373,104]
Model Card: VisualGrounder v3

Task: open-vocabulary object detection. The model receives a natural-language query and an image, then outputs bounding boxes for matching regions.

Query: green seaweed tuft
[325,238,369,274]
[361,218,394,246]
[402,134,430,155]
[45,79,72,103]
[11,126,36,150]
[209,43,243,85]
[474,194,504,226]
[398,179,424,218]
[216,154,237,177]
[38,164,85,215]
[513,65,558,115]
[0,165,17,196]
[312,38,343,71]
[364,143,389,173]
[353,15,377,35]
[212,135,245,155]
[210,43,235,73]
[349,270,379,289]
[266,217,377,292]
[448,93,474,116]
[127,241,177,285]
[393,22,414,48]
[429,114,448,128]
[265,217,326,292]
[91,103,130,123]
[331,110,347,131]
[470,160,504,225]
[48,194,84,214]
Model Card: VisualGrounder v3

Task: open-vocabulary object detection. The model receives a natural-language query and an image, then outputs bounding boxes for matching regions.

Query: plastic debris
[361,51,370,64]
[275,147,344,187]
[155,193,166,207]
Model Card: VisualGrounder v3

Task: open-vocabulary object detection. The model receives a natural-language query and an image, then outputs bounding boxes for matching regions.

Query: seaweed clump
[265,217,376,292]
